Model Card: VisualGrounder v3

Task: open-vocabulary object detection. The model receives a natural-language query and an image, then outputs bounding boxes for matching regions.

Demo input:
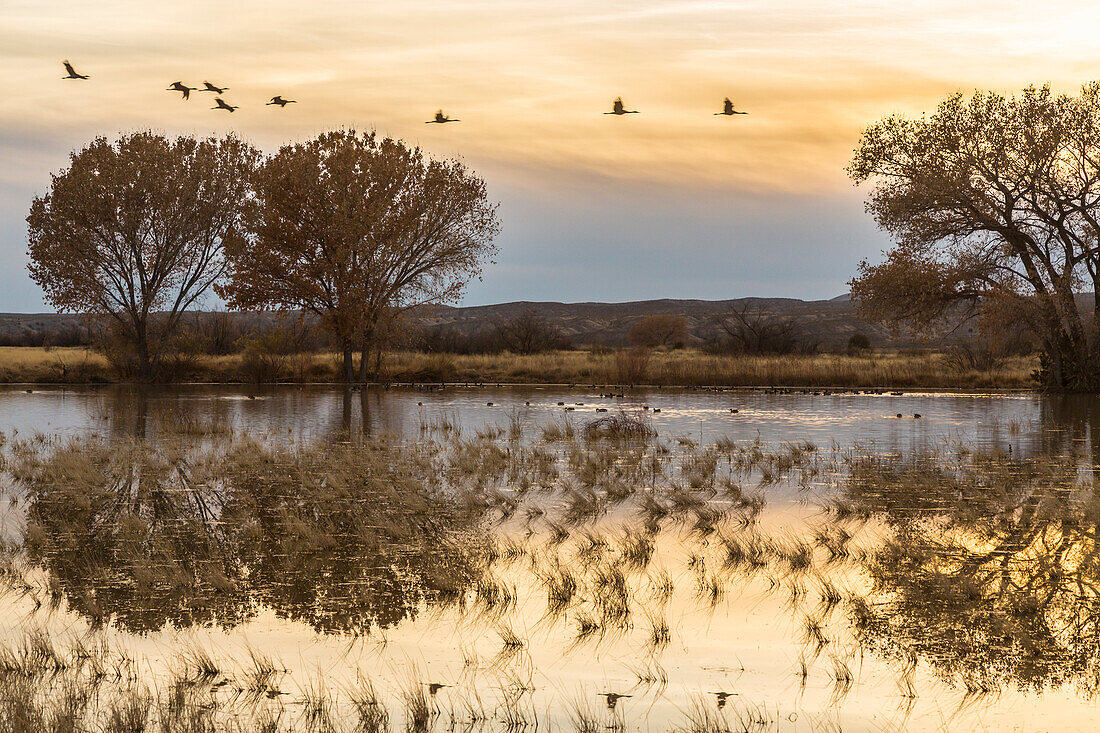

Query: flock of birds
[62,61,749,121]
[65,60,293,113]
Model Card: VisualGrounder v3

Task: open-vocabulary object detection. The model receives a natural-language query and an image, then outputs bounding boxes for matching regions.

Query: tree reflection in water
[842,447,1100,694]
[10,436,489,634]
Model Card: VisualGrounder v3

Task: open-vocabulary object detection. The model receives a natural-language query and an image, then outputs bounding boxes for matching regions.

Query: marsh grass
[0,346,1038,387]
[675,697,734,733]
[399,671,431,733]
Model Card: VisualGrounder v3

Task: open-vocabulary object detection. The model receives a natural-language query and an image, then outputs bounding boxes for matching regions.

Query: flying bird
[267,96,296,107]
[425,110,459,123]
[167,81,196,100]
[212,97,238,112]
[62,60,89,79]
[604,97,638,115]
[716,97,748,116]
[201,81,228,94]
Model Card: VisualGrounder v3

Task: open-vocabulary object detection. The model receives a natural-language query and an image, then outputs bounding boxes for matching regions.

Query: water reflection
[14,436,488,634]
[0,383,1055,452]
[842,448,1100,693]
[8,400,1100,728]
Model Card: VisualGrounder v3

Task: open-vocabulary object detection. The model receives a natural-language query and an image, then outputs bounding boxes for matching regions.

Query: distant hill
[415,297,915,349]
[0,296,941,350]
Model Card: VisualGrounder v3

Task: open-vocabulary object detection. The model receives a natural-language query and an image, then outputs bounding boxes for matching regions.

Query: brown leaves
[849,84,1100,384]
[27,132,259,378]
[217,129,500,353]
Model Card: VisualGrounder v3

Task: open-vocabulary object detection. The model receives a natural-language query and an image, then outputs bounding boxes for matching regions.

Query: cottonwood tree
[708,303,817,355]
[26,132,257,380]
[849,83,1100,390]
[219,130,499,382]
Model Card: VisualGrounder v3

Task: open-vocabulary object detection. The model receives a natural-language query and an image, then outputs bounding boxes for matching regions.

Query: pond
[2,385,1100,731]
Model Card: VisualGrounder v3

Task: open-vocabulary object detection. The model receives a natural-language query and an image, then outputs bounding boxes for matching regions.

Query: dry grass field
[0,346,1038,389]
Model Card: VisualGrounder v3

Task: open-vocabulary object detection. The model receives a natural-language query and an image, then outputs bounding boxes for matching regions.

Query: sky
[2,0,1100,312]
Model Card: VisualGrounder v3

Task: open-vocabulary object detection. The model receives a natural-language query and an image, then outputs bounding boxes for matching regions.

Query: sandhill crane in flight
[167,81,196,100]
[201,81,228,94]
[212,97,238,112]
[426,110,459,123]
[62,61,88,79]
[604,97,638,115]
[267,96,296,107]
[716,97,747,116]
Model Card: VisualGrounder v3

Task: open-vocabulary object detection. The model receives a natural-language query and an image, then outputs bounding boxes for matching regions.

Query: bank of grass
[0,346,111,383]
[0,346,1038,389]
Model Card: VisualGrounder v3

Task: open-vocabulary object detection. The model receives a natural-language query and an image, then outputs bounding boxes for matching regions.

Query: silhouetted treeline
[697,305,822,356]
[417,311,571,355]
[0,324,92,348]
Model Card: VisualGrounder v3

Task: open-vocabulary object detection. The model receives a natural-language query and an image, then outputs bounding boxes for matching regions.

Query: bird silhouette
[426,110,460,123]
[62,60,89,80]
[167,81,196,100]
[599,692,631,710]
[425,683,448,696]
[711,691,737,709]
[604,97,638,115]
[201,81,228,94]
[212,97,238,112]
[267,96,296,107]
[715,97,748,116]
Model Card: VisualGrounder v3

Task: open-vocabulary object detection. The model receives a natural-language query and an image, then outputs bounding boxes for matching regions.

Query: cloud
[2,0,1098,310]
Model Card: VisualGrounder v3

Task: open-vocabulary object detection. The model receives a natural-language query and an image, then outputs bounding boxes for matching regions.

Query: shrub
[703,305,820,355]
[582,413,655,441]
[942,342,1006,373]
[496,311,569,354]
[847,333,872,354]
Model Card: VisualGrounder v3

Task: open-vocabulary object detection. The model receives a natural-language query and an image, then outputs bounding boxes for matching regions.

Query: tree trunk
[134,320,154,382]
[357,344,369,384]
[342,345,355,383]
[1044,335,1100,392]
[371,345,384,381]
[357,327,376,384]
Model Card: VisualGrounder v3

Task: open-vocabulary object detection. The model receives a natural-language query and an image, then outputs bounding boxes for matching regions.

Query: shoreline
[0,382,1046,401]
[0,346,1039,391]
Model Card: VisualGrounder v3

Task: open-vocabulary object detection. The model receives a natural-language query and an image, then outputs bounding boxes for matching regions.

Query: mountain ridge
[0,295,935,349]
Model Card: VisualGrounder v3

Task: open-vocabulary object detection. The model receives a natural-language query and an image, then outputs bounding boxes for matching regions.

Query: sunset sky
[3,0,1099,311]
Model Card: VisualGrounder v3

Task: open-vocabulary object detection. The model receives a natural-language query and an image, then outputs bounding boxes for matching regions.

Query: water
[3,385,1100,731]
[0,383,1061,449]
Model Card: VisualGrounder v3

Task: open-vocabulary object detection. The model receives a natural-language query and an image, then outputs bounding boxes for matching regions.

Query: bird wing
[63,61,76,75]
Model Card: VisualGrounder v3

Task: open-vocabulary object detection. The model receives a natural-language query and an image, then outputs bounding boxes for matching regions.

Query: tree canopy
[849,83,1100,390]
[218,129,500,382]
[26,132,257,380]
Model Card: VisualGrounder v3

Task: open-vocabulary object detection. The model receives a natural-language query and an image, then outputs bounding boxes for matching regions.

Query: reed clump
[581,413,655,442]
